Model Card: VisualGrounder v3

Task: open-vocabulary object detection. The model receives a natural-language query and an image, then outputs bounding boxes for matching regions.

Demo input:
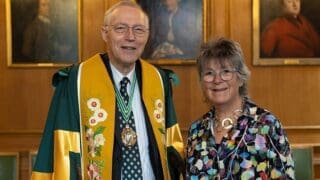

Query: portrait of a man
[260,0,320,58]
[137,0,203,60]
[9,0,79,64]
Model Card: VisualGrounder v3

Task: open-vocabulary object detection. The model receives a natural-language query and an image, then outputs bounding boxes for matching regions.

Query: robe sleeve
[31,65,81,180]
[158,68,185,179]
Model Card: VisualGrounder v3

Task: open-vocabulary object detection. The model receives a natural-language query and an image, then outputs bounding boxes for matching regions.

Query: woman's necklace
[212,100,244,134]
[214,109,243,133]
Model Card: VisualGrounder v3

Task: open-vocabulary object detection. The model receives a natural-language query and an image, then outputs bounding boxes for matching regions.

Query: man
[22,0,51,61]
[31,1,184,180]
[261,0,320,57]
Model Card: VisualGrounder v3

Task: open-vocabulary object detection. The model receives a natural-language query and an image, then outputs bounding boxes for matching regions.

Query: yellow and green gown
[31,54,184,180]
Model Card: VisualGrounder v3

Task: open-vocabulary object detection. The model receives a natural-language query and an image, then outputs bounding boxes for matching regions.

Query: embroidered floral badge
[87,159,104,180]
[154,99,166,146]
[85,98,107,179]
[153,99,164,123]
[85,126,106,157]
[87,98,101,111]
[87,98,108,126]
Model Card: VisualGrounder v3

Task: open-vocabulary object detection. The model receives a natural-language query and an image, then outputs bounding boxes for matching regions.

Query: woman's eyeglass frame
[201,68,238,82]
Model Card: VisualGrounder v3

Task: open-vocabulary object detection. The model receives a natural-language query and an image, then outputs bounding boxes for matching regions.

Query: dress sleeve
[263,113,295,179]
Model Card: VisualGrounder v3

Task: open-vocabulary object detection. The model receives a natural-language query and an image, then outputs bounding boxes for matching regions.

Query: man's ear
[101,26,108,42]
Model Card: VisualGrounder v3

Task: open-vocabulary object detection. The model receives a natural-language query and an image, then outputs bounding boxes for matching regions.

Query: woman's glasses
[201,69,238,82]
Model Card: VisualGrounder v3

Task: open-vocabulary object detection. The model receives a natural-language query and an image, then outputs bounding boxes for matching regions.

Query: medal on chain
[115,74,138,148]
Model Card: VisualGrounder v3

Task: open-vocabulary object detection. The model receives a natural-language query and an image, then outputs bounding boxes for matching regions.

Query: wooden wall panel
[81,0,106,59]
[1,1,320,178]
[210,0,228,38]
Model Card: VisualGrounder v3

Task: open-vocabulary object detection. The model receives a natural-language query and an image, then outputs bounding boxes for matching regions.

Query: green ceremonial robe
[31,54,184,180]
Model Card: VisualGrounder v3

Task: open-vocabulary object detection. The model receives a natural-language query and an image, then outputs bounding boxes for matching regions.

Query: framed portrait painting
[253,0,320,65]
[6,0,81,67]
[136,0,208,64]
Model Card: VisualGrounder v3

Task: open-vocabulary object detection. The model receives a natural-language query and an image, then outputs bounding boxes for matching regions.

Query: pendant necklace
[115,74,137,148]
[212,104,243,134]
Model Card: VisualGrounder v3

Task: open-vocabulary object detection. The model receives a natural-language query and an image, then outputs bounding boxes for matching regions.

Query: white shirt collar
[109,62,135,90]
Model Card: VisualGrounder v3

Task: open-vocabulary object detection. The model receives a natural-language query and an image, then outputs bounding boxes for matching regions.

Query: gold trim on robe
[53,130,81,179]
[31,130,81,179]
[80,54,167,179]
[80,54,116,179]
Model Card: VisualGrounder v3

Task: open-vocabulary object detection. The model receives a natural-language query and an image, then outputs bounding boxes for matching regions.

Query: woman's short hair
[196,37,251,97]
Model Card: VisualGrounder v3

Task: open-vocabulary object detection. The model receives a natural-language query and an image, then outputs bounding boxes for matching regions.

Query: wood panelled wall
[1,0,320,179]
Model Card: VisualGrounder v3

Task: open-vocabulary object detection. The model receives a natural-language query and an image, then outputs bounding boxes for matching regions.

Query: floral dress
[186,98,295,180]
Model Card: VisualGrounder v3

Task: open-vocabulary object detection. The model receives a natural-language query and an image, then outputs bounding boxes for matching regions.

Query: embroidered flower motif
[153,109,164,123]
[94,109,108,122]
[87,98,101,111]
[94,134,106,146]
[86,128,94,141]
[87,98,108,127]
[154,99,163,112]
[85,126,106,158]
[89,145,96,158]
[85,97,107,178]
[153,99,164,124]
[89,116,98,126]
[87,160,104,180]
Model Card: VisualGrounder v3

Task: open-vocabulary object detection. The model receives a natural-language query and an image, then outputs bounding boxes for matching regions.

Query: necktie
[119,77,143,180]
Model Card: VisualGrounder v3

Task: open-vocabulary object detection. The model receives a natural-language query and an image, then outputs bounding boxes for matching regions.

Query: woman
[186,38,295,179]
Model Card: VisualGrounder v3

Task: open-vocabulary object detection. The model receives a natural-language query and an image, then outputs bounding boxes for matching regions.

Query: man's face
[38,0,50,17]
[283,0,300,17]
[102,6,149,70]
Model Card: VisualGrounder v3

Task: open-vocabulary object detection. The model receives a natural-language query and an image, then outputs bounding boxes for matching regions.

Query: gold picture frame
[136,0,209,65]
[253,0,320,65]
[6,0,81,67]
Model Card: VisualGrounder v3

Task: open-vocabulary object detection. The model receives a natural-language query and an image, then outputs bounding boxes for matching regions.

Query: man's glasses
[201,69,238,82]
[106,23,149,37]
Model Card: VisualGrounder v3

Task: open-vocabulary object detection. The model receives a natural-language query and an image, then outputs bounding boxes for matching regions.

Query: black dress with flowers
[186,98,295,179]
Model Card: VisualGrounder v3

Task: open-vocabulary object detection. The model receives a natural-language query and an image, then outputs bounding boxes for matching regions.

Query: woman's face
[283,0,300,17]
[201,59,242,107]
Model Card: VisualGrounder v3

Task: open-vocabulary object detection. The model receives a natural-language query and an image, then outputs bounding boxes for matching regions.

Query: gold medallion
[121,125,137,147]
